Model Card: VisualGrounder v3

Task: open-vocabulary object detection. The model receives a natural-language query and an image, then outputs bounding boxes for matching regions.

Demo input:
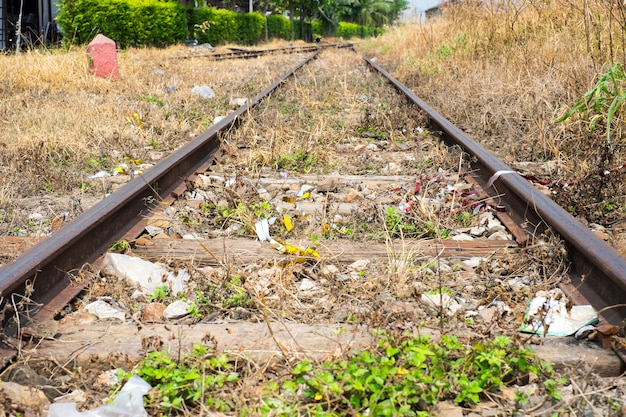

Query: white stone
[229,98,248,108]
[451,233,473,241]
[320,264,340,277]
[164,300,190,319]
[298,278,316,291]
[29,212,44,221]
[462,257,483,268]
[469,226,485,236]
[348,259,370,272]
[192,85,215,99]
[101,253,189,296]
[487,230,511,240]
[84,299,125,321]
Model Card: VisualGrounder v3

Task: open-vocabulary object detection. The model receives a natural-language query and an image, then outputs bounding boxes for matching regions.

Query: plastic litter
[520,289,598,336]
[191,85,215,99]
[88,171,111,179]
[255,219,319,259]
[47,375,150,417]
[101,253,189,296]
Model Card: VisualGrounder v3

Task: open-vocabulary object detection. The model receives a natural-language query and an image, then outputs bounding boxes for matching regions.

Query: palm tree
[354,0,393,27]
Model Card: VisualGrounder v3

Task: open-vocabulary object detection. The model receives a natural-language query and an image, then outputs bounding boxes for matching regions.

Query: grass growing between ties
[119,343,241,413]
[119,330,565,415]
[263,333,563,417]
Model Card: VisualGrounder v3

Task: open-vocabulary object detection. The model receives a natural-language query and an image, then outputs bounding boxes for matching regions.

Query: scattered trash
[297,184,315,198]
[485,170,516,189]
[520,289,598,336]
[229,98,248,108]
[255,218,272,242]
[255,218,319,259]
[84,299,126,321]
[88,171,111,179]
[48,374,151,417]
[192,85,215,99]
[101,253,189,296]
[283,215,294,231]
[574,324,597,340]
[321,223,352,235]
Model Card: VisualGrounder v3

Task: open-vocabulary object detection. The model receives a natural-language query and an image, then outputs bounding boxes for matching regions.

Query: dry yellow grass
[359,0,625,167]
[0,42,308,201]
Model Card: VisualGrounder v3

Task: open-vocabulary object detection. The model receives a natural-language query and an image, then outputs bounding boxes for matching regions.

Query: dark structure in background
[1,0,59,49]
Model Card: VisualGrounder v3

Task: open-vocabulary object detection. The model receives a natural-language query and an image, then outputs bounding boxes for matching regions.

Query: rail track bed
[2,46,626,415]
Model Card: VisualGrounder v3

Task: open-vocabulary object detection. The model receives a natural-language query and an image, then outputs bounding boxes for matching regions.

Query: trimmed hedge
[56,0,381,47]
[266,14,291,40]
[56,0,187,48]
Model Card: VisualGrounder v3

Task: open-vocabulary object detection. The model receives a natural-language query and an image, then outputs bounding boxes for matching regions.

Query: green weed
[384,207,450,239]
[276,151,318,173]
[119,343,239,412]
[255,331,561,416]
[109,239,131,253]
[556,61,626,150]
[147,285,170,302]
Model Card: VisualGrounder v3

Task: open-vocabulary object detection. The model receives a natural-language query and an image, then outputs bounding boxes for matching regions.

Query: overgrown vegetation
[56,0,388,47]
[119,343,241,412]
[120,331,564,415]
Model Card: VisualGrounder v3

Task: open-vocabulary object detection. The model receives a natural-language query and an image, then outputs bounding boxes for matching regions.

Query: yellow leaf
[314,393,323,401]
[284,215,294,231]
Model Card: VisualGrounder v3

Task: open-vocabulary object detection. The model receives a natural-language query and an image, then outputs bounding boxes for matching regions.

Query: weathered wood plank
[31,319,622,376]
[32,320,376,367]
[132,237,518,266]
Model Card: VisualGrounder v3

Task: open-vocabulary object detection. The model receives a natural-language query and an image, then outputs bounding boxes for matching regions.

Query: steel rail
[0,49,321,323]
[363,55,626,325]
[207,44,324,60]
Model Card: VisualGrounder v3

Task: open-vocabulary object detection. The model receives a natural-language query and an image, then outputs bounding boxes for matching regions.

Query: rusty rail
[363,55,626,325]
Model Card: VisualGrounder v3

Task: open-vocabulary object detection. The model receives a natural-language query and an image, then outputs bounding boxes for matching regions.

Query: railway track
[1,45,625,413]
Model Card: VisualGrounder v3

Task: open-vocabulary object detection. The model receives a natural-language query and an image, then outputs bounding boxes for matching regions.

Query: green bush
[266,14,291,40]
[56,0,186,47]
[336,21,359,39]
[192,7,238,45]
[311,20,323,37]
[237,12,265,45]
[258,331,565,416]
[56,0,384,48]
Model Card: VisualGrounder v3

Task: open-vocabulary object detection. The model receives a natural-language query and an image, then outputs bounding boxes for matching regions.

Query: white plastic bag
[47,375,151,417]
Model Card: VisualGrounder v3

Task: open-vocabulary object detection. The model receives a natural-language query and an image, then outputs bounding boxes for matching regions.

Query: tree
[354,0,393,27]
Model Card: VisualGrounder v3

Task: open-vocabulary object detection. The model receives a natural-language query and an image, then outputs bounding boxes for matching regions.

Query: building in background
[401,0,439,21]
[0,0,59,49]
